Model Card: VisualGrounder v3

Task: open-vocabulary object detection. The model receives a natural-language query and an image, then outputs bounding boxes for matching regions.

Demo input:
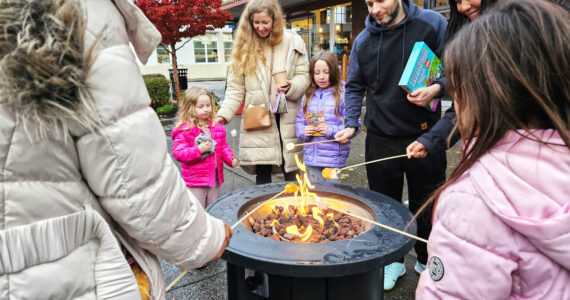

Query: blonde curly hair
[230,0,284,75]
[176,86,216,129]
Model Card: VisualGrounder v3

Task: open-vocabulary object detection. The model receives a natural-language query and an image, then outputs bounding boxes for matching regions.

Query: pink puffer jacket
[416,130,570,299]
[172,121,235,187]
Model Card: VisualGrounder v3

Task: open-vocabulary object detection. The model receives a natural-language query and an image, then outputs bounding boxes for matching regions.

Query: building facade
[137,1,451,81]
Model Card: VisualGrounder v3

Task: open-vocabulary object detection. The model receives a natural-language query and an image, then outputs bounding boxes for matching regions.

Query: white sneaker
[383,262,406,291]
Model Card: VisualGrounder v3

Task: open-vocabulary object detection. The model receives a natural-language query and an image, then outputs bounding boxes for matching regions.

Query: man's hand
[214,116,227,125]
[407,84,440,107]
[304,125,317,136]
[406,140,427,159]
[198,142,212,154]
[211,222,233,261]
[335,127,356,144]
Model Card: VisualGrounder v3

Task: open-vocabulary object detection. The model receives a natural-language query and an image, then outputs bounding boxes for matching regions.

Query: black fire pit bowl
[207,182,416,300]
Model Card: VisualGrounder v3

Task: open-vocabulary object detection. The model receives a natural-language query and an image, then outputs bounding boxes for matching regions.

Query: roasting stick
[339,154,409,171]
[286,139,336,151]
[231,190,286,229]
[167,189,287,292]
[166,271,187,292]
[324,204,428,244]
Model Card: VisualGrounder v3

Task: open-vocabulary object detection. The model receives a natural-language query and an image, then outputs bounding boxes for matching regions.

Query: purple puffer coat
[295,85,358,168]
[172,121,234,187]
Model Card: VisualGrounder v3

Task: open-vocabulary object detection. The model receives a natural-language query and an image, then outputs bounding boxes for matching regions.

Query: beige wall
[139,62,230,81]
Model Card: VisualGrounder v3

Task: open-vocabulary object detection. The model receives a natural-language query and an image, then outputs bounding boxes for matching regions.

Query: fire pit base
[208,182,416,300]
[227,263,384,300]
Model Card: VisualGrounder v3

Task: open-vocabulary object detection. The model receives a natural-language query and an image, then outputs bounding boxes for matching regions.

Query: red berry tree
[135,0,232,100]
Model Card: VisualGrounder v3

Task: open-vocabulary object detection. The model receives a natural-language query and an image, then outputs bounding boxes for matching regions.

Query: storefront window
[289,3,352,77]
[194,33,219,63]
[156,45,170,64]
[223,33,233,62]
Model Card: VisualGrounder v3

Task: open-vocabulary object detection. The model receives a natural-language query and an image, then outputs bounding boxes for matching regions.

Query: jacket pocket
[0,209,140,299]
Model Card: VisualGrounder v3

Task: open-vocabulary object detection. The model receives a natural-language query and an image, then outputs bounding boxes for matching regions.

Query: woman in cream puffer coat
[0,0,230,299]
[215,0,309,184]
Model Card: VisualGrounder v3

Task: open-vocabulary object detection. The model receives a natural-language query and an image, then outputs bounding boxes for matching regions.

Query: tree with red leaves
[136,0,232,100]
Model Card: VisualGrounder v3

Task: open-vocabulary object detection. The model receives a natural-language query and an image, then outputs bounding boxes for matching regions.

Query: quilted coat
[294,84,358,168]
[216,30,309,175]
[416,130,570,299]
[0,0,226,299]
[172,121,235,187]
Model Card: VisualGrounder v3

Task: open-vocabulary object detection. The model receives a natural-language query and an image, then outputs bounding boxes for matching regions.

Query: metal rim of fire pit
[207,182,416,278]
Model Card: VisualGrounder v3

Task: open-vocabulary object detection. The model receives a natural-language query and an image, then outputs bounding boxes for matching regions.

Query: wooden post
[342,54,349,82]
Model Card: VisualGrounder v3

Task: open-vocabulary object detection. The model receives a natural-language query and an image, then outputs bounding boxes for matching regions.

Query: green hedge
[144,76,170,110]
[156,104,174,115]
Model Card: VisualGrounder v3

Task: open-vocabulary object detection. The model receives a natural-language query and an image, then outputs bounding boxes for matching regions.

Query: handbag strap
[268,46,274,101]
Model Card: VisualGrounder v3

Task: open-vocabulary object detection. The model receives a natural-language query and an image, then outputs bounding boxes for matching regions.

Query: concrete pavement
[159,80,460,299]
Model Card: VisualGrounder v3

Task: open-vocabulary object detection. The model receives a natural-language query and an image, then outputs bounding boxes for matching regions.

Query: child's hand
[231,157,239,167]
[317,123,328,135]
[305,125,316,136]
[198,142,212,153]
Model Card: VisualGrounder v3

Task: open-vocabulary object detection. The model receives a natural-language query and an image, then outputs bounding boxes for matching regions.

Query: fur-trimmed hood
[0,0,99,138]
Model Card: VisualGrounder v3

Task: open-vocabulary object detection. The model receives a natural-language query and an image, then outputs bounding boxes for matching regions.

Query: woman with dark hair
[406,0,498,159]
[416,0,570,298]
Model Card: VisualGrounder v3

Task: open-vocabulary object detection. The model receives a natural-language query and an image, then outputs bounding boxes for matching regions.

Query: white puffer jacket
[0,0,225,299]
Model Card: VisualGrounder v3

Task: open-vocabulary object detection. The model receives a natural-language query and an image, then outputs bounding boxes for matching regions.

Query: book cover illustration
[306,111,325,136]
[399,42,444,112]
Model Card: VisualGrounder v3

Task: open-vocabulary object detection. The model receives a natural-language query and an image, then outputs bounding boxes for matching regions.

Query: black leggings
[365,132,446,264]
[255,114,298,185]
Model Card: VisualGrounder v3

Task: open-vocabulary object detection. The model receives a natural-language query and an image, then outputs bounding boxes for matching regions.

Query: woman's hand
[211,222,233,261]
[276,81,291,94]
[198,142,212,154]
[214,116,227,125]
[304,125,316,136]
[317,123,328,135]
[407,84,441,107]
[231,157,239,167]
[406,140,427,159]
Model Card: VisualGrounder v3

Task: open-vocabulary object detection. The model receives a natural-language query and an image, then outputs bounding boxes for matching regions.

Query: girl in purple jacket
[295,51,357,184]
[172,86,238,208]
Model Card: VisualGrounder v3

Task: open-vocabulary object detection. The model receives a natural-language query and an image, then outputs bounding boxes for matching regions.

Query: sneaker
[383,262,406,291]
[414,261,426,274]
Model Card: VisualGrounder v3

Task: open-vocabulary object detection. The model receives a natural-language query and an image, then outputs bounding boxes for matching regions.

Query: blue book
[399,42,444,112]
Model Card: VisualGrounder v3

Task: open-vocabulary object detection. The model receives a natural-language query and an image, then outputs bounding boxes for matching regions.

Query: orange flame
[285,225,313,241]
[312,207,325,228]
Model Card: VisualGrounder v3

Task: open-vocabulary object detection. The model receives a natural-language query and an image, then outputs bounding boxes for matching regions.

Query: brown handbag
[242,47,275,131]
[242,104,272,130]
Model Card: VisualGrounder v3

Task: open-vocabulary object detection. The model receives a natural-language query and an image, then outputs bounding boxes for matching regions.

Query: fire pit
[207,182,416,300]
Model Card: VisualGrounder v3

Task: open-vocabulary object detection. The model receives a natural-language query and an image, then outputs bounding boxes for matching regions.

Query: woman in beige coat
[0,0,231,299]
[215,0,309,184]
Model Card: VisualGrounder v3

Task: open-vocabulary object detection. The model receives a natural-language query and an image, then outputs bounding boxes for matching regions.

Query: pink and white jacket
[172,121,235,187]
[417,129,570,299]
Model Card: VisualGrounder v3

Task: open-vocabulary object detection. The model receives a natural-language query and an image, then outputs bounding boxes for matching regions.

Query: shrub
[143,73,166,80]
[210,90,221,111]
[156,104,174,115]
[144,76,170,110]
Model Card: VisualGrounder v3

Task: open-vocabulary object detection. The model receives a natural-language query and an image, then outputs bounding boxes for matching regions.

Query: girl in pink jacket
[172,86,238,208]
[416,1,570,299]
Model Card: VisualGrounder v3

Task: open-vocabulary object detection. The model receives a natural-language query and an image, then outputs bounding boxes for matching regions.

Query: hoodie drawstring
[402,24,407,73]
[376,31,384,80]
